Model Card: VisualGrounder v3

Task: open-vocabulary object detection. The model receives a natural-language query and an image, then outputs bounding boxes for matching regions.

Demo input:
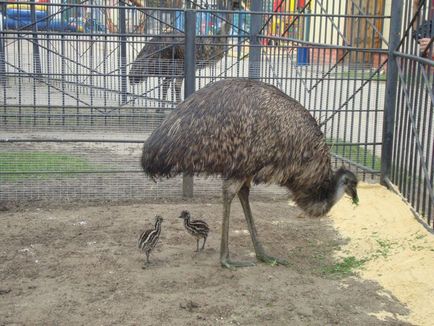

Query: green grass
[0,152,102,181]
[329,140,381,172]
[321,256,367,278]
[335,70,387,82]
[373,238,395,258]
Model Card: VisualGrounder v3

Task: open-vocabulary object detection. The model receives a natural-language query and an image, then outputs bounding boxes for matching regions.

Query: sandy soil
[329,183,434,326]
[0,183,432,325]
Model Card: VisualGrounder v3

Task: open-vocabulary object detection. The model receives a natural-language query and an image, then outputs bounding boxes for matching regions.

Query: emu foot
[257,253,289,266]
[220,258,256,269]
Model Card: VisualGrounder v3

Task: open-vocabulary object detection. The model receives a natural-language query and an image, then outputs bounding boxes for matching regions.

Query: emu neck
[289,174,341,217]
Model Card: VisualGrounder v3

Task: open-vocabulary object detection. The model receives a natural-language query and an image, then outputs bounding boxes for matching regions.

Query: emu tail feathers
[141,142,175,179]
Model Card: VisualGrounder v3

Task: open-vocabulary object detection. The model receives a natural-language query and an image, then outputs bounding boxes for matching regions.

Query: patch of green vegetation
[0,152,103,181]
[320,237,399,279]
[410,244,426,251]
[328,139,381,172]
[372,238,395,259]
[335,70,387,81]
[321,256,367,278]
[415,232,427,240]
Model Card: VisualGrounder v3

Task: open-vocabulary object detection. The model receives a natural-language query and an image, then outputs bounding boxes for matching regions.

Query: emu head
[178,210,191,220]
[129,55,147,84]
[290,167,359,218]
[333,168,359,205]
[155,215,164,225]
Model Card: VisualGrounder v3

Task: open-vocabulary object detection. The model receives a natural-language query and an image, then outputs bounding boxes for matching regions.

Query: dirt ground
[1,183,433,325]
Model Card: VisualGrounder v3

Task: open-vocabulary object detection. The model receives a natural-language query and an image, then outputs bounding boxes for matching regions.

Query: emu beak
[347,187,359,205]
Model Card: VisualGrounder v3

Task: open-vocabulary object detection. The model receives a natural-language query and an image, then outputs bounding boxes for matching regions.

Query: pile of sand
[329,183,434,325]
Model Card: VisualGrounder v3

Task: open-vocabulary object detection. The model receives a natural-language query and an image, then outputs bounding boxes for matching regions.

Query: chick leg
[220,179,256,269]
[196,238,200,252]
[238,182,288,266]
[201,237,207,251]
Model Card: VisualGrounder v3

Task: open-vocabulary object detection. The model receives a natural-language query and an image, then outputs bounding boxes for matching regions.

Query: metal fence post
[119,1,128,105]
[380,0,403,185]
[0,3,6,85]
[31,0,42,77]
[249,0,262,79]
[182,9,196,198]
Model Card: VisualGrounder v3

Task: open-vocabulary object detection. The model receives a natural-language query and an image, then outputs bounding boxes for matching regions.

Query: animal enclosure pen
[0,0,433,228]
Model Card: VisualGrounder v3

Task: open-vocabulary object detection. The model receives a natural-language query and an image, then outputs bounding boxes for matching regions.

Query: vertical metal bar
[0,5,5,125]
[90,0,95,126]
[182,9,196,198]
[380,0,403,185]
[184,10,196,101]
[249,0,262,79]
[31,0,42,77]
[0,2,6,86]
[119,1,128,105]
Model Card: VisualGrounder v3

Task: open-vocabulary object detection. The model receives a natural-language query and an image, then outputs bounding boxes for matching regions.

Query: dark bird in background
[138,215,163,265]
[128,21,230,105]
[179,210,210,252]
[141,78,359,269]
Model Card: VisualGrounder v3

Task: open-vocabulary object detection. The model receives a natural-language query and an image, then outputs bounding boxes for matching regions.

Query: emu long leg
[221,179,256,269]
[161,77,172,108]
[174,77,182,104]
[196,238,200,252]
[238,183,289,266]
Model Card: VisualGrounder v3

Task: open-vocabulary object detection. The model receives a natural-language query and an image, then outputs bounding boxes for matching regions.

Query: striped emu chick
[179,210,209,252]
[138,215,163,265]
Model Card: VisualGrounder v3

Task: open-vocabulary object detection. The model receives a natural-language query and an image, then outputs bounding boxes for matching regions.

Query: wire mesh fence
[0,0,432,228]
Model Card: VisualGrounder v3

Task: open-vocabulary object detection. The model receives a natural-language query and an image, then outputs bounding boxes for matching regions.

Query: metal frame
[380,0,434,228]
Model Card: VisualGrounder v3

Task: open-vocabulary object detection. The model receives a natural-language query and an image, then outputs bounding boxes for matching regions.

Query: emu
[129,23,229,105]
[141,78,359,269]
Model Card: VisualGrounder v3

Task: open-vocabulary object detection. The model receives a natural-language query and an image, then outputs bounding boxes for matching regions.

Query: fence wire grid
[0,1,433,228]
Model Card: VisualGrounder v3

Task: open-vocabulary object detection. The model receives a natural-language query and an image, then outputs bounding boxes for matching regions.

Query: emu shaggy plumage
[141,78,358,268]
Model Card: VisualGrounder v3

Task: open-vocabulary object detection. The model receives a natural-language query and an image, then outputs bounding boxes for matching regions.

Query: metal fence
[381,0,434,228]
[0,1,432,227]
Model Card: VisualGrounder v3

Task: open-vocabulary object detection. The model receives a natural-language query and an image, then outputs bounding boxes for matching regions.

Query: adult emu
[129,22,229,105]
[141,78,359,268]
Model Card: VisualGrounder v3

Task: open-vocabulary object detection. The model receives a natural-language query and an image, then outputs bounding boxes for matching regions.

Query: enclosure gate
[0,1,432,228]
[381,0,434,228]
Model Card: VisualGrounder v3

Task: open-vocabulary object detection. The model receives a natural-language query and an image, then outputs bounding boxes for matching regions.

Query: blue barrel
[5,18,49,30]
[7,9,48,20]
[297,47,310,65]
